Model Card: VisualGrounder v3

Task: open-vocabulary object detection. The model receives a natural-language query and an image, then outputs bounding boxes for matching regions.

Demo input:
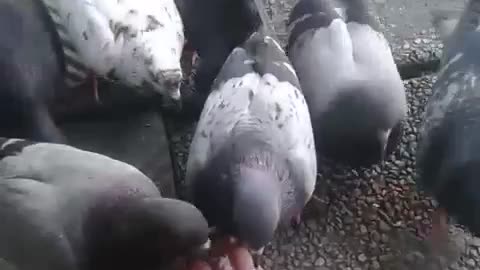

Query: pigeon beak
[249,246,264,267]
[161,94,183,112]
[206,235,257,269]
[189,238,212,261]
[175,239,213,270]
[200,239,212,250]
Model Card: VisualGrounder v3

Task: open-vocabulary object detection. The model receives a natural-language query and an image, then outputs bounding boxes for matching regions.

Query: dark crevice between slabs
[397,58,441,80]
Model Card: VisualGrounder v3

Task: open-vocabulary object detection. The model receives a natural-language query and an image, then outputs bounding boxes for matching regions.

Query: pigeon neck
[232,143,288,180]
[232,166,282,249]
[230,125,282,169]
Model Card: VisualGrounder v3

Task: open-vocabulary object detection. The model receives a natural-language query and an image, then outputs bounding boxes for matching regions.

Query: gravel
[163,1,480,269]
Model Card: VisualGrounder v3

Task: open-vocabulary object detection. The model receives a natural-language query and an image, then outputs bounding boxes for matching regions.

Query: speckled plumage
[287,0,407,167]
[41,0,185,100]
[185,28,317,252]
[0,137,210,270]
[416,0,480,236]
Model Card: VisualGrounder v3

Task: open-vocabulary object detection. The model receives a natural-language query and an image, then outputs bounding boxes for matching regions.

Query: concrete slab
[60,110,176,198]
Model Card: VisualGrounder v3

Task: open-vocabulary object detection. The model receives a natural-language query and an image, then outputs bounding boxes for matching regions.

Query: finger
[187,260,213,270]
[227,246,255,270]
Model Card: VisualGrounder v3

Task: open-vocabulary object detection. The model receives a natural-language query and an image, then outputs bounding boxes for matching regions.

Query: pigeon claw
[90,73,102,105]
[290,214,302,231]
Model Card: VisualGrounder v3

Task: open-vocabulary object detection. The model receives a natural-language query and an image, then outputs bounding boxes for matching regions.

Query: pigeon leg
[89,73,101,105]
[182,41,197,76]
[291,214,302,230]
[426,207,449,253]
[310,194,326,205]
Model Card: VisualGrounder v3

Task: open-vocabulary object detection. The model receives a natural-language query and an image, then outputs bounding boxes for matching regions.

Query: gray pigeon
[0,0,67,143]
[0,137,210,270]
[184,22,317,269]
[287,0,407,167]
[416,0,480,247]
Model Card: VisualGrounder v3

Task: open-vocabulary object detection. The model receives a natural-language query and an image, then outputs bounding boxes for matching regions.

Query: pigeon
[0,137,211,270]
[287,0,407,167]
[416,0,480,250]
[0,0,66,143]
[174,0,264,119]
[184,8,317,269]
[41,0,185,105]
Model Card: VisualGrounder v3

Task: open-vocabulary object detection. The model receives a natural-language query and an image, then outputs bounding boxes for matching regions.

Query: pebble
[469,238,480,247]
[314,257,326,266]
[358,254,367,263]
[360,225,368,235]
[466,259,476,267]
[378,220,391,232]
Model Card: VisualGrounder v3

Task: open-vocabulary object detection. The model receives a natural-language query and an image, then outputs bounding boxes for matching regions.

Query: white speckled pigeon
[184,10,317,269]
[416,0,480,251]
[40,0,185,104]
[0,137,210,270]
[287,0,407,167]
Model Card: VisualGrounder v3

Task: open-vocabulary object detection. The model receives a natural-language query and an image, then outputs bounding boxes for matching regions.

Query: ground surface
[62,110,176,197]
[165,0,480,269]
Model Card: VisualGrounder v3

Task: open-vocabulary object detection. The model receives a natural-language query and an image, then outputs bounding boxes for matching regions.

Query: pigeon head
[109,5,184,103]
[84,196,210,270]
[231,166,282,251]
[143,27,184,100]
[112,31,183,103]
